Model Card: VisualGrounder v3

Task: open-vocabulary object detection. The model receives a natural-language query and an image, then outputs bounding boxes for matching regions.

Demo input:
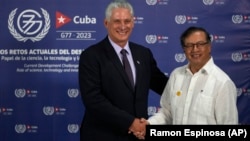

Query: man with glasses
[145,26,238,125]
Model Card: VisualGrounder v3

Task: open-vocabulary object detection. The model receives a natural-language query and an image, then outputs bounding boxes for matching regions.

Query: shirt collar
[185,57,214,75]
[108,36,131,55]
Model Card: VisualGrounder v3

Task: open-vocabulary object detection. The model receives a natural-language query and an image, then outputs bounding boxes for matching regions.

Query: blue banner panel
[0,0,249,141]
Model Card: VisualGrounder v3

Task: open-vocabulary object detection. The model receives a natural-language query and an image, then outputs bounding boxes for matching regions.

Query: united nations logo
[232,15,243,24]
[67,124,79,133]
[175,53,186,63]
[237,88,242,97]
[67,89,79,98]
[203,0,214,5]
[15,124,26,133]
[15,89,26,98]
[8,8,50,42]
[231,52,243,62]
[43,106,55,116]
[175,15,186,24]
[148,106,157,116]
[209,34,214,42]
[146,0,158,5]
[145,35,157,44]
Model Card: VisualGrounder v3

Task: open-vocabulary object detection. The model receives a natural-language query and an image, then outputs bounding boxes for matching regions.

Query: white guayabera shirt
[148,58,238,125]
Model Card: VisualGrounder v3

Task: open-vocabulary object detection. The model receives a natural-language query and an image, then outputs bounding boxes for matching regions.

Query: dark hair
[180,26,211,47]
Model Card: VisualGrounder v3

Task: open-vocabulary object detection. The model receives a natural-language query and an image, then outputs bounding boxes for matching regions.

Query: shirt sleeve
[148,73,173,125]
[214,80,238,124]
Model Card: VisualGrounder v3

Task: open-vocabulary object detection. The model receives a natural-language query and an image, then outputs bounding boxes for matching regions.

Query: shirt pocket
[195,93,214,123]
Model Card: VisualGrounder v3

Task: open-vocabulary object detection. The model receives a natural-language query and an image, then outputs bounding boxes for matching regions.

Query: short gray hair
[105,0,134,21]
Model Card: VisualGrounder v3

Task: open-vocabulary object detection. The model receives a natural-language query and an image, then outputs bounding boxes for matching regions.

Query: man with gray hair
[78,0,168,140]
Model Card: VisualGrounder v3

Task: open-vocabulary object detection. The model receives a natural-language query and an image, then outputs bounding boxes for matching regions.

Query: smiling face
[183,31,211,73]
[104,7,134,48]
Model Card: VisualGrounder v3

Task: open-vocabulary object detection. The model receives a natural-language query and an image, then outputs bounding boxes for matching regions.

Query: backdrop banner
[0,0,249,140]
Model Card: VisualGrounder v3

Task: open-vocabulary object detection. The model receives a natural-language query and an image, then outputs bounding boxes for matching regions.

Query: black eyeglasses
[183,41,209,50]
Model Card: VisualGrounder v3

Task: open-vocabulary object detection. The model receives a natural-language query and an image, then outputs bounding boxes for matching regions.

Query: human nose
[119,22,126,30]
[121,25,125,30]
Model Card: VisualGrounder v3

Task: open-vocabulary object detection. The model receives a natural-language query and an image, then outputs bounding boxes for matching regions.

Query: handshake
[128,118,149,140]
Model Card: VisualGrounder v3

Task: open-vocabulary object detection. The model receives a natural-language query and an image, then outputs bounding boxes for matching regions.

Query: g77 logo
[8,8,50,42]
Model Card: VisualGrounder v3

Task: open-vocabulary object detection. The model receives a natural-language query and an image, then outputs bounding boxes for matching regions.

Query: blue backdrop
[0,0,249,140]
